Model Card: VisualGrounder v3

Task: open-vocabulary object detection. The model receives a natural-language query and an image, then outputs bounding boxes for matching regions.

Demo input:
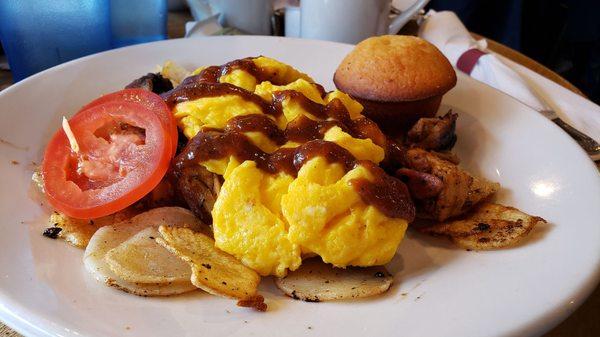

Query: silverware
[539,109,600,161]
[413,12,599,162]
[388,0,431,35]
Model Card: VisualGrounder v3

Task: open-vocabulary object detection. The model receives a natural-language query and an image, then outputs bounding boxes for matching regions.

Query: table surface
[0,10,598,337]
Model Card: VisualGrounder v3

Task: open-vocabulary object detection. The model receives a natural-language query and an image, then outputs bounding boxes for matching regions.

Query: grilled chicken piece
[396,168,443,199]
[401,148,500,221]
[139,176,185,209]
[172,164,221,224]
[407,112,458,151]
[125,73,174,94]
[429,150,460,165]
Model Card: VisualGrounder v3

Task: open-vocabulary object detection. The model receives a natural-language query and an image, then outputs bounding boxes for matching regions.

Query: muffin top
[334,35,457,102]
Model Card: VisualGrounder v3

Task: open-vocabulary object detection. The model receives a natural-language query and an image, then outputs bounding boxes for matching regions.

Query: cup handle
[388,0,431,34]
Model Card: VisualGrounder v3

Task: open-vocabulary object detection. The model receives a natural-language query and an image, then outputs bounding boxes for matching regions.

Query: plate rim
[0,35,599,337]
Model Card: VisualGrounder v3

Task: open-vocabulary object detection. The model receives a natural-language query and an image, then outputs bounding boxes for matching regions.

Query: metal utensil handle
[388,0,431,35]
[552,117,600,161]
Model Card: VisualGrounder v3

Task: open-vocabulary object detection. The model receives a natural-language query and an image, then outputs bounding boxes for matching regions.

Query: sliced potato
[84,207,206,296]
[275,258,393,302]
[418,203,546,250]
[48,207,140,248]
[105,279,197,297]
[160,60,190,86]
[105,227,192,284]
[156,226,261,300]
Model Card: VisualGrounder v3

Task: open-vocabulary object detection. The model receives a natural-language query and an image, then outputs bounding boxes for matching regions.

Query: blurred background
[429,0,600,104]
[0,0,599,104]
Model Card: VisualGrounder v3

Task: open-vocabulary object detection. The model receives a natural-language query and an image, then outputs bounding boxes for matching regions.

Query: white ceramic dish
[0,36,599,337]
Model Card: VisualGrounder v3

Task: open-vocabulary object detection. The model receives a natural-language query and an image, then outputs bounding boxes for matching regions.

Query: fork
[539,109,600,162]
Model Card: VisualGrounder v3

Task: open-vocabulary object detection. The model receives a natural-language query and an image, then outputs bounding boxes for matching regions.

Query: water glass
[0,0,111,81]
[110,0,168,47]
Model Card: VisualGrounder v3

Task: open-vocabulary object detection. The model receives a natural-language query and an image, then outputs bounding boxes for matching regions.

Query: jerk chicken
[397,148,500,221]
[406,111,458,151]
[126,72,174,95]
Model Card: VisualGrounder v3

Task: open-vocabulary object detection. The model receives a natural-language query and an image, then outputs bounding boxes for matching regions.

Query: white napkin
[418,10,550,112]
[185,14,223,37]
[418,10,600,143]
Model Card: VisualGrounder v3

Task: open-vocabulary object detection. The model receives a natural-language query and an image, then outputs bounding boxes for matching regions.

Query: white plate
[0,36,599,337]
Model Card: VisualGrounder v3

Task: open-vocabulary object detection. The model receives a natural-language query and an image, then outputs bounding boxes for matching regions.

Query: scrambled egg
[212,161,300,276]
[175,96,265,139]
[282,157,407,268]
[173,57,352,137]
[172,56,408,277]
[323,126,384,164]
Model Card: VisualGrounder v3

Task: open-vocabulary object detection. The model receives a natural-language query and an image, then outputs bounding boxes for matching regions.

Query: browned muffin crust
[334,35,457,102]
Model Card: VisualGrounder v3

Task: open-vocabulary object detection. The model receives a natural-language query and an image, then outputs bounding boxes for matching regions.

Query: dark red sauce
[224,114,286,145]
[351,161,415,220]
[181,56,326,90]
[169,57,414,220]
[175,132,414,220]
[162,81,279,116]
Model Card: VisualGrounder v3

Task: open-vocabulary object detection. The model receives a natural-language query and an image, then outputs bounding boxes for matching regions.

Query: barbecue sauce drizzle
[168,58,414,221]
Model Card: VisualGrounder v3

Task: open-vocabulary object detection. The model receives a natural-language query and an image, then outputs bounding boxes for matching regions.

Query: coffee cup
[295,0,430,43]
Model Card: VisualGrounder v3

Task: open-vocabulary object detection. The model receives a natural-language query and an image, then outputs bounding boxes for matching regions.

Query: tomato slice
[43,100,171,219]
[80,88,177,156]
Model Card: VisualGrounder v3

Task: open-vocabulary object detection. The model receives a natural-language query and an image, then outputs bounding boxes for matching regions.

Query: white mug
[284,5,301,38]
[298,0,430,44]
[187,0,274,35]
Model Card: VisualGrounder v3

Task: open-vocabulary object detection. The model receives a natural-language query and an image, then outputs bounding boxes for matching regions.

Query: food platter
[0,36,599,337]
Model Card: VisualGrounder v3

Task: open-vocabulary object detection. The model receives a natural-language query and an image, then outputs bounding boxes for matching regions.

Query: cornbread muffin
[334,35,456,136]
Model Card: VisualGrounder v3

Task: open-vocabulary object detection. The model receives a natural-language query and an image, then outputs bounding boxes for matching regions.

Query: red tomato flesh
[80,88,177,156]
[43,100,171,219]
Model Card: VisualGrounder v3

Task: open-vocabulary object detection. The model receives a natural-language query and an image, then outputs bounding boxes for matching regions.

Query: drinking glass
[0,0,111,81]
[110,0,168,47]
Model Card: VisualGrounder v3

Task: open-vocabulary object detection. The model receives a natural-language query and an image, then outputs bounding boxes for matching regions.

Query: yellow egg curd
[171,56,409,277]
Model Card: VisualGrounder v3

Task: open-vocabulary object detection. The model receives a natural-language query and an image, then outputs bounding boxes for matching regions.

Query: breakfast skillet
[37,36,545,311]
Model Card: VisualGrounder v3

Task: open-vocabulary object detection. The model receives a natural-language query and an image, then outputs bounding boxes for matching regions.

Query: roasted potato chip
[84,207,206,296]
[275,258,393,302]
[105,279,197,297]
[105,227,192,284]
[48,207,140,248]
[160,60,190,86]
[156,226,261,300]
[418,203,546,250]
